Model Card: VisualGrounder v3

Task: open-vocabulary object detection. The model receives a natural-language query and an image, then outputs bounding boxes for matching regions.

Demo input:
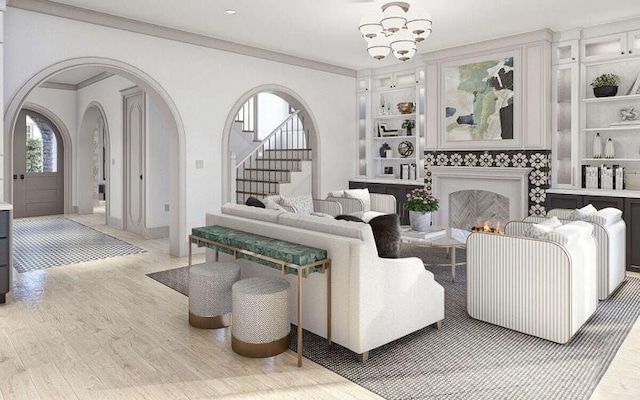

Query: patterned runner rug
[14,216,146,273]
[148,245,640,399]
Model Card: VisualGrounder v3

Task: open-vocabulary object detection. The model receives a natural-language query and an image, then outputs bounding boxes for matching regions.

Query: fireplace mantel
[429,166,532,226]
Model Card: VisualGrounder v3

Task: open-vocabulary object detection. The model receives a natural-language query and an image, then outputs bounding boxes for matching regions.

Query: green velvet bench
[189,225,331,367]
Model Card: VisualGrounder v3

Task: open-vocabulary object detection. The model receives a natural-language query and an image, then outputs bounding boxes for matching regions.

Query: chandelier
[359,1,432,62]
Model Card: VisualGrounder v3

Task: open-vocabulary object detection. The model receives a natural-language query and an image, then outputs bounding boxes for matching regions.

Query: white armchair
[541,207,626,300]
[467,220,598,344]
[326,188,396,222]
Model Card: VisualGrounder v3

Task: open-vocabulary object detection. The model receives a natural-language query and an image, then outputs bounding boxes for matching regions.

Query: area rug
[148,246,640,400]
[13,216,146,273]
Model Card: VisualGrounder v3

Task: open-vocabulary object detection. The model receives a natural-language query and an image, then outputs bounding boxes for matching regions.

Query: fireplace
[429,166,531,227]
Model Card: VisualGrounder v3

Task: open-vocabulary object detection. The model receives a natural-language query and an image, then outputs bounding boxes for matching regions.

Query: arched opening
[4,58,187,256]
[221,84,322,204]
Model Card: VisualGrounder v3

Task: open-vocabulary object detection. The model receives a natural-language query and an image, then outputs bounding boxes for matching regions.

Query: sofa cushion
[572,204,598,220]
[245,196,266,208]
[545,221,593,246]
[221,203,283,223]
[344,188,371,212]
[263,197,285,211]
[280,194,314,214]
[524,216,562,238]
[368,214,400,258]
[588,207,623,226]
[310,212,334,219]
[278,212,367,240]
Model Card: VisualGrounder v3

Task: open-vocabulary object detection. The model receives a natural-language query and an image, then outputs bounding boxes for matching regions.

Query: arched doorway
[221,84,322,204]
[12,109,65,218]
[4,58,187,256]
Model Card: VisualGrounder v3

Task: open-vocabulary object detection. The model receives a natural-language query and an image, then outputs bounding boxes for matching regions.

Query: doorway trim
[21,102,72,215]
[4,57,187,256]
[221,84,322,204]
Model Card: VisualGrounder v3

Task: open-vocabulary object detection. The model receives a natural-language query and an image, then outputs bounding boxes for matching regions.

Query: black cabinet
[349,181,423,224]
[0,210,10,304]
[547,192,637,271]
[624,198,640,273]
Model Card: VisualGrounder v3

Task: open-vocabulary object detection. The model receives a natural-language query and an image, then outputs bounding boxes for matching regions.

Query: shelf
[375,85,418,94]
[582,158,640,161]
[373,113,416,120]
[583,126,640,131]
[373,157,417,161]
[583,94,640,103]
[373,135,416,140]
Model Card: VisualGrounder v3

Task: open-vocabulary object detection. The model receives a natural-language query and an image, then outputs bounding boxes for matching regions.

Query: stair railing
[235,95,257,134]
[235,110,307,203]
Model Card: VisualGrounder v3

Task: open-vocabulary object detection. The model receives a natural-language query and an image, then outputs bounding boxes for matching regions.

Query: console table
[189,225,332,367]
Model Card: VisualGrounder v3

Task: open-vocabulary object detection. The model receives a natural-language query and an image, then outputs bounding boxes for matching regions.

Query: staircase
[235,110,312,204]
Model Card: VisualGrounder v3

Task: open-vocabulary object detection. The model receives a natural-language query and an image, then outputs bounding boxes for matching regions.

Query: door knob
[12,175,17,180]
[140,174,143,180]
[20,174,24,180]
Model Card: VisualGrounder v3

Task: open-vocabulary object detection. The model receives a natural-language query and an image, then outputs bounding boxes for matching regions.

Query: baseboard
[628,265,640,274]
[108,216,123,229]
[143,225,169,239]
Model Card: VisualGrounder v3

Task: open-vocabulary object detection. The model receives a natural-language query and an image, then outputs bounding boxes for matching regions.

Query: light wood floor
[1,212,638,399]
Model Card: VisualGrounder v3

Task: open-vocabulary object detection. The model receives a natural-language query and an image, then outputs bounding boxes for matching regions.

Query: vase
[593,132,602,158]
[409,211,432,232]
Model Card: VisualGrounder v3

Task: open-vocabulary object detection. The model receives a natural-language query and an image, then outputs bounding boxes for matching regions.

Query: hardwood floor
[1,212,638,399]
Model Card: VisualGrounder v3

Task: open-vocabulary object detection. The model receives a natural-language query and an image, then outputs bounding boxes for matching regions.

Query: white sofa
[540,207,626,300]
[263,194,343,217]
[467,220,598,344]
[547,207,627,300]
[326,189,397,222]
[206,203,444,360]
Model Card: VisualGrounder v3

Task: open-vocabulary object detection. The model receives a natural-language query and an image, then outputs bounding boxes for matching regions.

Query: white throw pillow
[263,197,285,211]
[344,188,371,212]
[524,216,562,238]
[328,190,345,198]
[588,207,623,226]
[572,204,597,220]
[280,194,314,214]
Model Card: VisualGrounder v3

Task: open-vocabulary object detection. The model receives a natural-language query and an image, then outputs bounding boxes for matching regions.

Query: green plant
[402,119,415,129]
[405,187,439,213]
[590,73,620,88]
[26,137,43,173]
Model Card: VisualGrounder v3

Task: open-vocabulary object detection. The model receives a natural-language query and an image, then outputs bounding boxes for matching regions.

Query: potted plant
[405,188,439,231]
[591,73,621,97]
[402,119,415,136]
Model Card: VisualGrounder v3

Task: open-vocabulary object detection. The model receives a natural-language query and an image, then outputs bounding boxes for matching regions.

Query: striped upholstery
[544,208,626,300]
[467,228,598,344]
[326,193,396,219]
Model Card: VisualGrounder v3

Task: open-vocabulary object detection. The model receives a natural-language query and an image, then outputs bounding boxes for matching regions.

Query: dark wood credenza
[546,192,640,272]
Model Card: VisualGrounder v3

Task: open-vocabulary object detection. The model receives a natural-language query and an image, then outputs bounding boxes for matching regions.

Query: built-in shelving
[583,126,640,132]
[582,94,640,103]
[582,158,640,161]
[373,157,416,161]
[373,113,416,120]
[373,135,416,140]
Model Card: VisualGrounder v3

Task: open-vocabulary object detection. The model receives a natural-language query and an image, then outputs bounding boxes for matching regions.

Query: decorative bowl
[397,102,415,114]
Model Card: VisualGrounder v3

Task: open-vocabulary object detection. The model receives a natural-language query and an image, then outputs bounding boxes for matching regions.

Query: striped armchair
[467,220,598,344]
[326,189,396,222]
[538,207,626,300]
[264,195,343,217]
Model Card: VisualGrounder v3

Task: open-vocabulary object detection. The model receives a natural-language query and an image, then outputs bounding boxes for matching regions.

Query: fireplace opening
[449,189,509,231]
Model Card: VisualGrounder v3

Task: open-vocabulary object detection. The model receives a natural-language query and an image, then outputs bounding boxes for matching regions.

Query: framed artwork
[441,51,520,148]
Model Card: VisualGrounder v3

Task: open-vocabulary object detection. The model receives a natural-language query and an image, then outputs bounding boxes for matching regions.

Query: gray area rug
[14,216,146,273]
[147,245,640,399]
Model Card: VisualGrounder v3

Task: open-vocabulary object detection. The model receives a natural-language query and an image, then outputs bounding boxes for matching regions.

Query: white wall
[146,94,170,230]
[257,93,290,140]
[3,8,356,255]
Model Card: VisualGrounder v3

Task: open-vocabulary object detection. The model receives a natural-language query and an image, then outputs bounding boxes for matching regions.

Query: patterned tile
[13,216,146,273]
[424,150,552,216]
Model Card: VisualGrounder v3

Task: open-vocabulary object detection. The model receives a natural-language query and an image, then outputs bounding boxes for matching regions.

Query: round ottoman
[188,262,240,329]
[231,277,291,358]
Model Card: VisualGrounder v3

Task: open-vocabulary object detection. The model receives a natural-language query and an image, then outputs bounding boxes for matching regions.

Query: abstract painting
[444,55,515,142]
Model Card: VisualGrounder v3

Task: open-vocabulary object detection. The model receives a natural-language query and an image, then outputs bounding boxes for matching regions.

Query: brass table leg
[297,270,303,367]
[451,246,456,282]
[327,261,332,348]
[188,235,193,268]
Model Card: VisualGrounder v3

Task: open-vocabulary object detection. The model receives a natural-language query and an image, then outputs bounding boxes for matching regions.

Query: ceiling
[35,0,640,70]
[47,67,109,85]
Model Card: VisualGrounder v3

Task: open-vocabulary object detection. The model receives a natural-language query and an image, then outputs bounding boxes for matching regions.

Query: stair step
[236,178,290,184]
[256,158,303,161]
[244,168,293,172]
[241,169,292,181]
[235,190,278,196]
[264,148,312,151]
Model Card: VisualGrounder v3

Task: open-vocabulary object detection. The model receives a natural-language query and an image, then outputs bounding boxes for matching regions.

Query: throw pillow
[525,223,555,239]
[263,197,285,211]
[280,194,314,214]
[368,214,400,258]
[335,214,365,223]
[328,190,345,198]
[245,196,266,208]
[572,204,598,220]
[344,188,371,212]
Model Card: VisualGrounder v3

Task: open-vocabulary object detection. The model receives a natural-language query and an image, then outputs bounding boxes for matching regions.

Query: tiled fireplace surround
[423,150,552,217]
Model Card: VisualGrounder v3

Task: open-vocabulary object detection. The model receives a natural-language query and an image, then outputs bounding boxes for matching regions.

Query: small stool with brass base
[231,277,291,358]
[188,262,240,329]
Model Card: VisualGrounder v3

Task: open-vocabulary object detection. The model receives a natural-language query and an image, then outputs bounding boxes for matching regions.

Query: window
[25,115,57,173]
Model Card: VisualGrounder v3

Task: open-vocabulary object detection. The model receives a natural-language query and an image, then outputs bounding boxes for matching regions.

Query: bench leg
[356,352,369,362]
[432,320,443,330]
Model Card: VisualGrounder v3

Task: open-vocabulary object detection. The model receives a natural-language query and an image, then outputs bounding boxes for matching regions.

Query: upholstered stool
[188,262,240,329]
[231,277,291,358]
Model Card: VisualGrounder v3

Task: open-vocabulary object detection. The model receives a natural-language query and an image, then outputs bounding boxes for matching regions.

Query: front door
[13,110,64,218]
[123,88,145,235]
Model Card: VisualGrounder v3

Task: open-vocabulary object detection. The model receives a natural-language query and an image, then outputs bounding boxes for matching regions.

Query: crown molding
[77,71,114,89]
[39,81,76,90]
[7,0,356,78]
